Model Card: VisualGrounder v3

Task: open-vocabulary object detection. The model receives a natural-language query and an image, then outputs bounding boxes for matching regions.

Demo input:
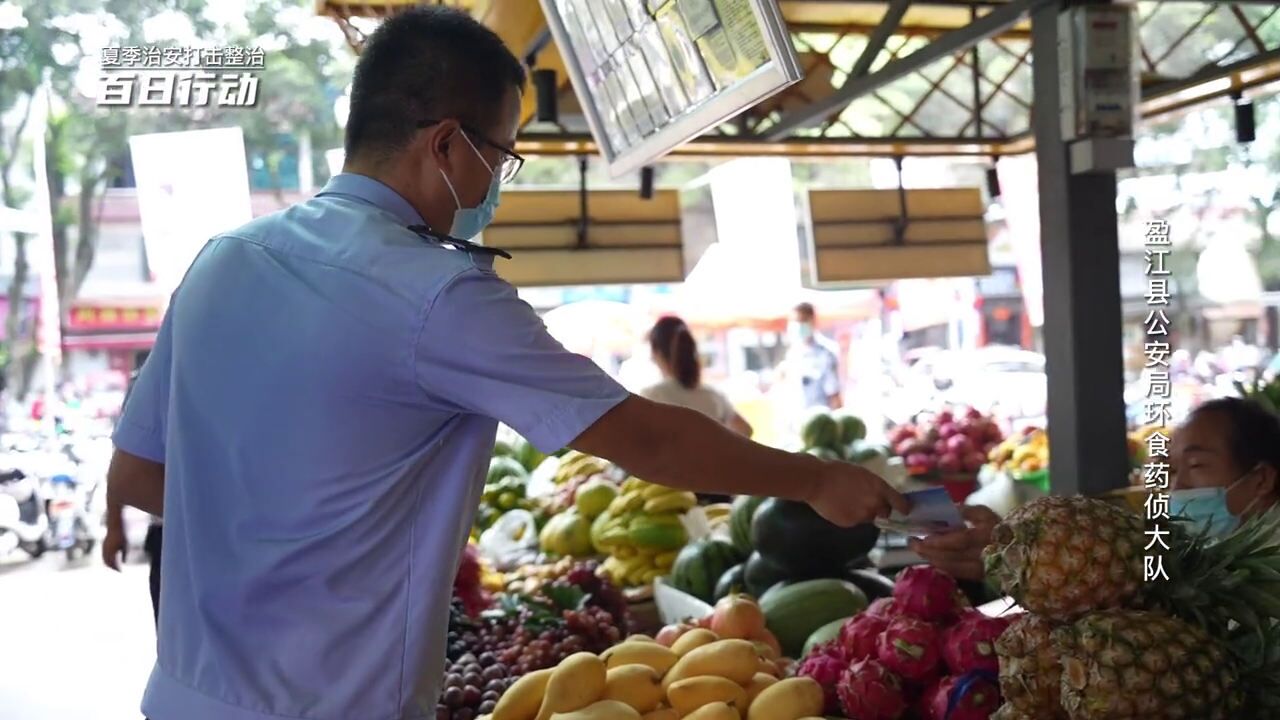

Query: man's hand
[806,461,909,527]
[908,505,1001,582]
[103,513,126,571]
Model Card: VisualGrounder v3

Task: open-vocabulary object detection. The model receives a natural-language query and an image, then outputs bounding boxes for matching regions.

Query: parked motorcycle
[0,468,48,559]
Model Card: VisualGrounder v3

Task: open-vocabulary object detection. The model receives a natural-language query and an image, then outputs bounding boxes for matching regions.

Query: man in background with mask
[783,302,843,412]
[103,8,908,720]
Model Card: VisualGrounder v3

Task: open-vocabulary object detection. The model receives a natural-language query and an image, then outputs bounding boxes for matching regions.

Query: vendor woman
[912,396,1280,582]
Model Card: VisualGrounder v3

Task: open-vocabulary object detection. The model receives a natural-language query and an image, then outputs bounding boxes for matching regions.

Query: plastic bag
[478,509,541,571]
[526,456,560,500]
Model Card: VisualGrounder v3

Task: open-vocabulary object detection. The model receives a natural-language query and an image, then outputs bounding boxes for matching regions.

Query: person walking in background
[783,302,843,411]
[640,316,753,437]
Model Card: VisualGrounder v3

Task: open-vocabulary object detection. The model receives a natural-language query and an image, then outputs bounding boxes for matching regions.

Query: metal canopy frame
[321,1,1280,156]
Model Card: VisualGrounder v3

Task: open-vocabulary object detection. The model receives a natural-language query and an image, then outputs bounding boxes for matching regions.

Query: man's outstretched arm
[572,395,907,527]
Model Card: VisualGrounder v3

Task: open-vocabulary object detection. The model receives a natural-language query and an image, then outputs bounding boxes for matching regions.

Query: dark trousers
[144,524,163,625]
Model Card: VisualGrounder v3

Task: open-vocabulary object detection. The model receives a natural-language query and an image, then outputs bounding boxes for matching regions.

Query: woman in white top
[640,316,753,438]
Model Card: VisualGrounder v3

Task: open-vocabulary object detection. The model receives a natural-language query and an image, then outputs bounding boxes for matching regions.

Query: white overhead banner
[129,127,253,298]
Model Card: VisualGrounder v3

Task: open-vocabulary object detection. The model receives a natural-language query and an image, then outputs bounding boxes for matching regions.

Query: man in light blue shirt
[104,8,907,720]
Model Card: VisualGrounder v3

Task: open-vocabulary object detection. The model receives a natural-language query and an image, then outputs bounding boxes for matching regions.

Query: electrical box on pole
[1057,4,1138,173]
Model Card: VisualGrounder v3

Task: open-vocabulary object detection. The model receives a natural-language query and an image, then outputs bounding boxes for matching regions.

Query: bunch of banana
[591,478,694,587]
[702,503,732,534]
[554,451,613,485]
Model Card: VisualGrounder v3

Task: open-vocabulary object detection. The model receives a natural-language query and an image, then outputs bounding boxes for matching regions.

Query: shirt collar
[317,173,426,227]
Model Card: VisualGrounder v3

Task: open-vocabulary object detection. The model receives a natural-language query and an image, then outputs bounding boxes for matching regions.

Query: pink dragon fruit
[916,675,946,720]
[892,566,961,622]
[876,616,942,681]
[837,658,908,720]
[840,613,890,661]
[943,611,1015,675]
[796,641,850,715]
[865,597,900,619]
[927,673,1002,720]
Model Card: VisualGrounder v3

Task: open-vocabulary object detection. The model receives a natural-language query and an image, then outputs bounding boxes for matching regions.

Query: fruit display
[758,578,869,659]
[476,456,539,535]
[986,427,1048,478]
[554,451,615,485]
[982,496,1280,717]
[800,410,870,458]
[670,537,745,603]
[482,595,817,720]
[889,407,1004,478]
[591,477,694,588]
[792,565,1013,719]
[454,543,494,617]
[492,435,548,477]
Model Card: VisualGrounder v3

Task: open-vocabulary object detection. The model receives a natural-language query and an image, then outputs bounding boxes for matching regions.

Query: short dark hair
[344,6,526,160]
[1190,397,1280,477]
[794,302,816,321]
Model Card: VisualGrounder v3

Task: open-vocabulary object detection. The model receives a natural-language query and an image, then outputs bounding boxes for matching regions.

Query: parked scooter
[45,473,101,561]
[0,468,48,559]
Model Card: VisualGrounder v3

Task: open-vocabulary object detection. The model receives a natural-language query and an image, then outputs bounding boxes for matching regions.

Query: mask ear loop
[1228,464,1266,520]
[437,128,495,210]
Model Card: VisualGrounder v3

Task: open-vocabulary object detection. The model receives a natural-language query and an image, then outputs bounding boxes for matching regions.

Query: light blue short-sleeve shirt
[113,173,629,720]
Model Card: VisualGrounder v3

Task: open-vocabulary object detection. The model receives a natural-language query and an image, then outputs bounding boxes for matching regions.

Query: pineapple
[984,497,1280,631]
[983,497,1145,621]
[995,614,1068,719]
[1053,609,1242,719]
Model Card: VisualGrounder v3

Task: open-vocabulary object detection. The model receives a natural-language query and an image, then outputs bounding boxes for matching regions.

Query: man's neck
[343,159,450,234]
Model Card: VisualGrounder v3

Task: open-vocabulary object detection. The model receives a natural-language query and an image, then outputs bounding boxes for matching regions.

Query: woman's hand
[908,505,1001,582]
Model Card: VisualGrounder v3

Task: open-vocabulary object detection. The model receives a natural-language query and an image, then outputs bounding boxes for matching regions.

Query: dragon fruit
[841,613,890,661]
[916,675,946,720]
[796,641,850,715]
[866,597,900,619]
[876,616,942,681]
[837,658,908,720]
[943,611,1015,675]
[893,566,961,622]
[927,673,1002,720]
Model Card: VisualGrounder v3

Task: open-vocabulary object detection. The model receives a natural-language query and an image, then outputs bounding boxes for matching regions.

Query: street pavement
[0,551,156,720]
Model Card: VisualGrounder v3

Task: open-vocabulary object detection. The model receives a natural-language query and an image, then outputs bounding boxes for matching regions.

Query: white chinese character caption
[1143,219,1173,583]
[97,45,263,108]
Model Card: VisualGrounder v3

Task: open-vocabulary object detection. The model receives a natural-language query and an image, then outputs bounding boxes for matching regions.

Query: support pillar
[1031,2,1131,495]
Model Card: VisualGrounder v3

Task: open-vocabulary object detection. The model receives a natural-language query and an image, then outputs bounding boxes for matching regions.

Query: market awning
[804,187,991,284]
[484,189,685,287]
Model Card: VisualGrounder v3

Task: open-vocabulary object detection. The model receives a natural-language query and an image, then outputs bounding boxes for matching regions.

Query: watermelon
[487,456,528,484]
[806,447,843,461]
[759,578,870,658]
[801,413,841,450]
[743,551,792,597]
[846,568,896,601]
[802,616,854,659]
[729,495,766,556]
[845,439,886,464]
[513,437,546,472]
[751,498,880,576]
[671,538,742,602]
[492,440,518,459]
[838,414,868,444]
[714,563,746,601]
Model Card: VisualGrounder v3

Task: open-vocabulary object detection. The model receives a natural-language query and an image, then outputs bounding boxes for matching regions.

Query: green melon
[751,498,880,576]
[801,413,841,451]
[729,495,766,556]
[714,563,746,601]
[743,551,792,597]
[806,447,843,461]
[492,440,518,459]
[845,439,886,464]
[487,456,528,485]
[671,538,742,603]
[837,414,868,445]
[759,578,869,658]
[802,616,853,659]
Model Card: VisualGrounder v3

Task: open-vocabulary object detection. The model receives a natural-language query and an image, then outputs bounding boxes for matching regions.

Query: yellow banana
[614,545,637,560]
[653,550,679,567]
[641,483,679,501]
[643,492,697,514]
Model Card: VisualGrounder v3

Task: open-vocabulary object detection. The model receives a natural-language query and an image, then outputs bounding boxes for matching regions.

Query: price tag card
[874,487,966,538]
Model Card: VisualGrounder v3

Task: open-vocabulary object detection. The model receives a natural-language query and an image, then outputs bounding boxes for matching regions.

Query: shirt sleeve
[112,306,173,463]
[415,268,631,453]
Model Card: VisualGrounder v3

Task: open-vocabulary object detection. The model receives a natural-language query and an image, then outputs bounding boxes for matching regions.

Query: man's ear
[1258,463,1279,501]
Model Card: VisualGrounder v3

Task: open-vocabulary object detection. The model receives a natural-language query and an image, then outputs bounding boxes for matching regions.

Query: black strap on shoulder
[407,224,512,260]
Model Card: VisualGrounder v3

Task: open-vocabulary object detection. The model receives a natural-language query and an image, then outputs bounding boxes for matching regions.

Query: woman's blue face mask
[1169,466,1262,538]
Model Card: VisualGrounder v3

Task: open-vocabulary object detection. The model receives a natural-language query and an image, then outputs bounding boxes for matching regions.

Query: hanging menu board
[541,0,802,177]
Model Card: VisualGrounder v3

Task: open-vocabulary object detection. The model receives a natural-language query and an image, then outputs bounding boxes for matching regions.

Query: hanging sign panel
[540,0,803,177]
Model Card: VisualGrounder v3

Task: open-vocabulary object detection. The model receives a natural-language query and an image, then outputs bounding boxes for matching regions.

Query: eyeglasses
[417,119,525,184]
